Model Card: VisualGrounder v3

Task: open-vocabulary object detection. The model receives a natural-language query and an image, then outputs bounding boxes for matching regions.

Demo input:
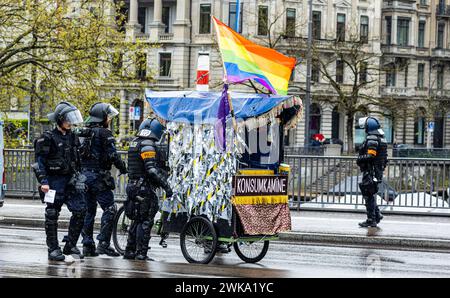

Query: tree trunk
[346,113,355,154]
[29,62,38,142]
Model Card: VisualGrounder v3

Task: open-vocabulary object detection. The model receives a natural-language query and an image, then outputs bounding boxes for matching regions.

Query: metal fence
[393,148,450,159]
[4,149,450,212]
[284,155,450,212]
[284,146,325,156]
[3,149,128,201]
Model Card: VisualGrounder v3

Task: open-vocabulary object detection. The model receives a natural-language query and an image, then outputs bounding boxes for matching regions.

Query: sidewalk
[2,198,450,250]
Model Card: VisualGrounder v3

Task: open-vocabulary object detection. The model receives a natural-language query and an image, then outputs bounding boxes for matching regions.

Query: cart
[113,90,301,264]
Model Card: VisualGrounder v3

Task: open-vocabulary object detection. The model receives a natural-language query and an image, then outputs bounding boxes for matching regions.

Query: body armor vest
[42,130,78,176]
[80,127,112,170]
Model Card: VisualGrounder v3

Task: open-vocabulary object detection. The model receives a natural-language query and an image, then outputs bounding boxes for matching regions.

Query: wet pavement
[2,225,450,278]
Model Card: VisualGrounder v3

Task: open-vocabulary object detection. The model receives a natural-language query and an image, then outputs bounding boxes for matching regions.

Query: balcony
[159,33,174,41]
[431,89,450,98]
[383,1,416,11]
[436,5,450,17]
[381,44,415,56]
[381,86,416,97]
[432,48,450,59]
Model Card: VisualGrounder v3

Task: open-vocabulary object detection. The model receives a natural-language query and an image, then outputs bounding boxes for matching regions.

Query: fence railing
[393,148,450,159]
[4,149,450,212]
[3,149,128,201]
[284,155,450,211]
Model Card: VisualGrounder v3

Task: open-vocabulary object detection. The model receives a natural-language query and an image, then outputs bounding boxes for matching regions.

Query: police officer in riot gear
[32,102,86,261]
[357,116,388,228]
[79,102,127,257]
[124,118,173,260]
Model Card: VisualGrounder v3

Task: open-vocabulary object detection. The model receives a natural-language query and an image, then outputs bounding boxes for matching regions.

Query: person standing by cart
[79,103,127,257]
[357,116,388,228]
[32,102,86,261]
[124,118,173,260]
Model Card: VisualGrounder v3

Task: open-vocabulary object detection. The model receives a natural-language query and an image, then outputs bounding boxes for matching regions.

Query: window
[384,114,394,144]
[438,23,445,48]
[312,60,320,83]
[135,53,147,80]
[258,6,268,36]
[414,109,426,145]
[309,104,321,140]
[397,18,410,46]
[404,65,408,87]
[312,11,321,40]
[286,8,296,37]
[336,60,344,83]
[437,65,444,89]
[360,62,368,83]
[418,21,425,47]
[138,6,146,33]
[336,14,346,42]
[420,0,427,5]
[360,16,369,43]
[162,6,170,33]
[228,2,243,33]
[386,67,396,87]
[417,63,425,88]
[159,53,171,77]
[385,16,392,45]
[290,67,295,81]
[199,4,211,34]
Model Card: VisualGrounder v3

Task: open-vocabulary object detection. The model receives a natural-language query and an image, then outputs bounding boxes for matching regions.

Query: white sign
[428,122,434,132]
[44,189,56,204]
[134,106,141,120]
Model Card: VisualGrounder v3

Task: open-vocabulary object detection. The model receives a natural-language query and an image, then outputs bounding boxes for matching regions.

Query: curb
[279,231,450,250]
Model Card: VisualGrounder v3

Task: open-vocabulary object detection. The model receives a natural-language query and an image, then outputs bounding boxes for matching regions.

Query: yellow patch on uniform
[367,149,377,156]
[140,151,156,159]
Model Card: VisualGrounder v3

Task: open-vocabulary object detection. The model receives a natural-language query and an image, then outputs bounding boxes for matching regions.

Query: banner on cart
[232,175,291,235]
[232,175,288,205]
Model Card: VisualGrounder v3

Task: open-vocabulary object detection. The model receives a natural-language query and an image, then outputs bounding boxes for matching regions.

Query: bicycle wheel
[233,240,269,263]
[112,206,132,255]
[180,216,218,264]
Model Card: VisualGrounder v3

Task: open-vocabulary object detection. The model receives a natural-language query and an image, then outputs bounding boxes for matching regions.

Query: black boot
[48,248,65,261]
[359,219,377,228]
[83,244,99,257]
[63,243,84,259]
[376,214,384,224]
[96,241,120,257]
[123,249,136,260]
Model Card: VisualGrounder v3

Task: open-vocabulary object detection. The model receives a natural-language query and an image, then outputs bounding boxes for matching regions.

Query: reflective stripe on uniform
[367,149,377,156]
[141,151,156,159]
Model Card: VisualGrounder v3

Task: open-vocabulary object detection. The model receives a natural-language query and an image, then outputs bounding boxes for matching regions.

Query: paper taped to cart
[145,89,301,236]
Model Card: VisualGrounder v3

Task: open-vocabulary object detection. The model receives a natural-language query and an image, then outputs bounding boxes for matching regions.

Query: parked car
[0,119,5,207]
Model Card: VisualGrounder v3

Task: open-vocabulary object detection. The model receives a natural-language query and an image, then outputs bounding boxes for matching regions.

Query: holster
[359,174,378,197]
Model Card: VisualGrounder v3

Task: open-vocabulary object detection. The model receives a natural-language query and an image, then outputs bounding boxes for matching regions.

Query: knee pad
[45,208,59,221]
[105,204,117,216]
[142,221,153,233]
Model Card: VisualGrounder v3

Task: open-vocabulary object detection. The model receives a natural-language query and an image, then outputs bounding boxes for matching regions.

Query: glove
[120,166,128,175]
[165,187,173,198]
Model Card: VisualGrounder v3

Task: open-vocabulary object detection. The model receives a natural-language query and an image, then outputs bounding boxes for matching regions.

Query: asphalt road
[2,225,450,278]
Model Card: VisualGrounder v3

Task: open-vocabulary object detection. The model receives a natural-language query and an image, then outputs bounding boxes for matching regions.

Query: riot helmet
[137,118,165,141]
[47,102,83,128]
[86,102,119,126]
[358,116,384,135]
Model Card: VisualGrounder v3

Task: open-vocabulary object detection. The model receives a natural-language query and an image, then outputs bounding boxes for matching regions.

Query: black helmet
[358,116,384,135]
[86,102,119,124]
[137,118,165,140]
[47,102,83,127]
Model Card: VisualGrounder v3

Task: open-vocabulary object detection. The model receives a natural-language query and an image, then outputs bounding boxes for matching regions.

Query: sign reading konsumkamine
[232,175,288,197]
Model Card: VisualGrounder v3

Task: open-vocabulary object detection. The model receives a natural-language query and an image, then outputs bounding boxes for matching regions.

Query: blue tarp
[145,89,293,124]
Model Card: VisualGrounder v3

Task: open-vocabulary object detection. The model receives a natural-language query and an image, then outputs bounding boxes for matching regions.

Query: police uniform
[33,102,86,260]
[80,125,127,256]
[357,117,388,227]
[124,119,172,260]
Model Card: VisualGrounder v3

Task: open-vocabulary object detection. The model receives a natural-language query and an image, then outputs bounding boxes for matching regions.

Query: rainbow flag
[212,16,296,95]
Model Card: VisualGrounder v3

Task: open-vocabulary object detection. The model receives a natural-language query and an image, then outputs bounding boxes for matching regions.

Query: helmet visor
[358,117,368,129]
[106,105,119,119]
[65,109,84,125]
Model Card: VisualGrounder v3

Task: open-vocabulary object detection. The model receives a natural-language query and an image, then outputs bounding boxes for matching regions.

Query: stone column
[149,0,165,42]
[126,0,142,39]
[173,0,191,43]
